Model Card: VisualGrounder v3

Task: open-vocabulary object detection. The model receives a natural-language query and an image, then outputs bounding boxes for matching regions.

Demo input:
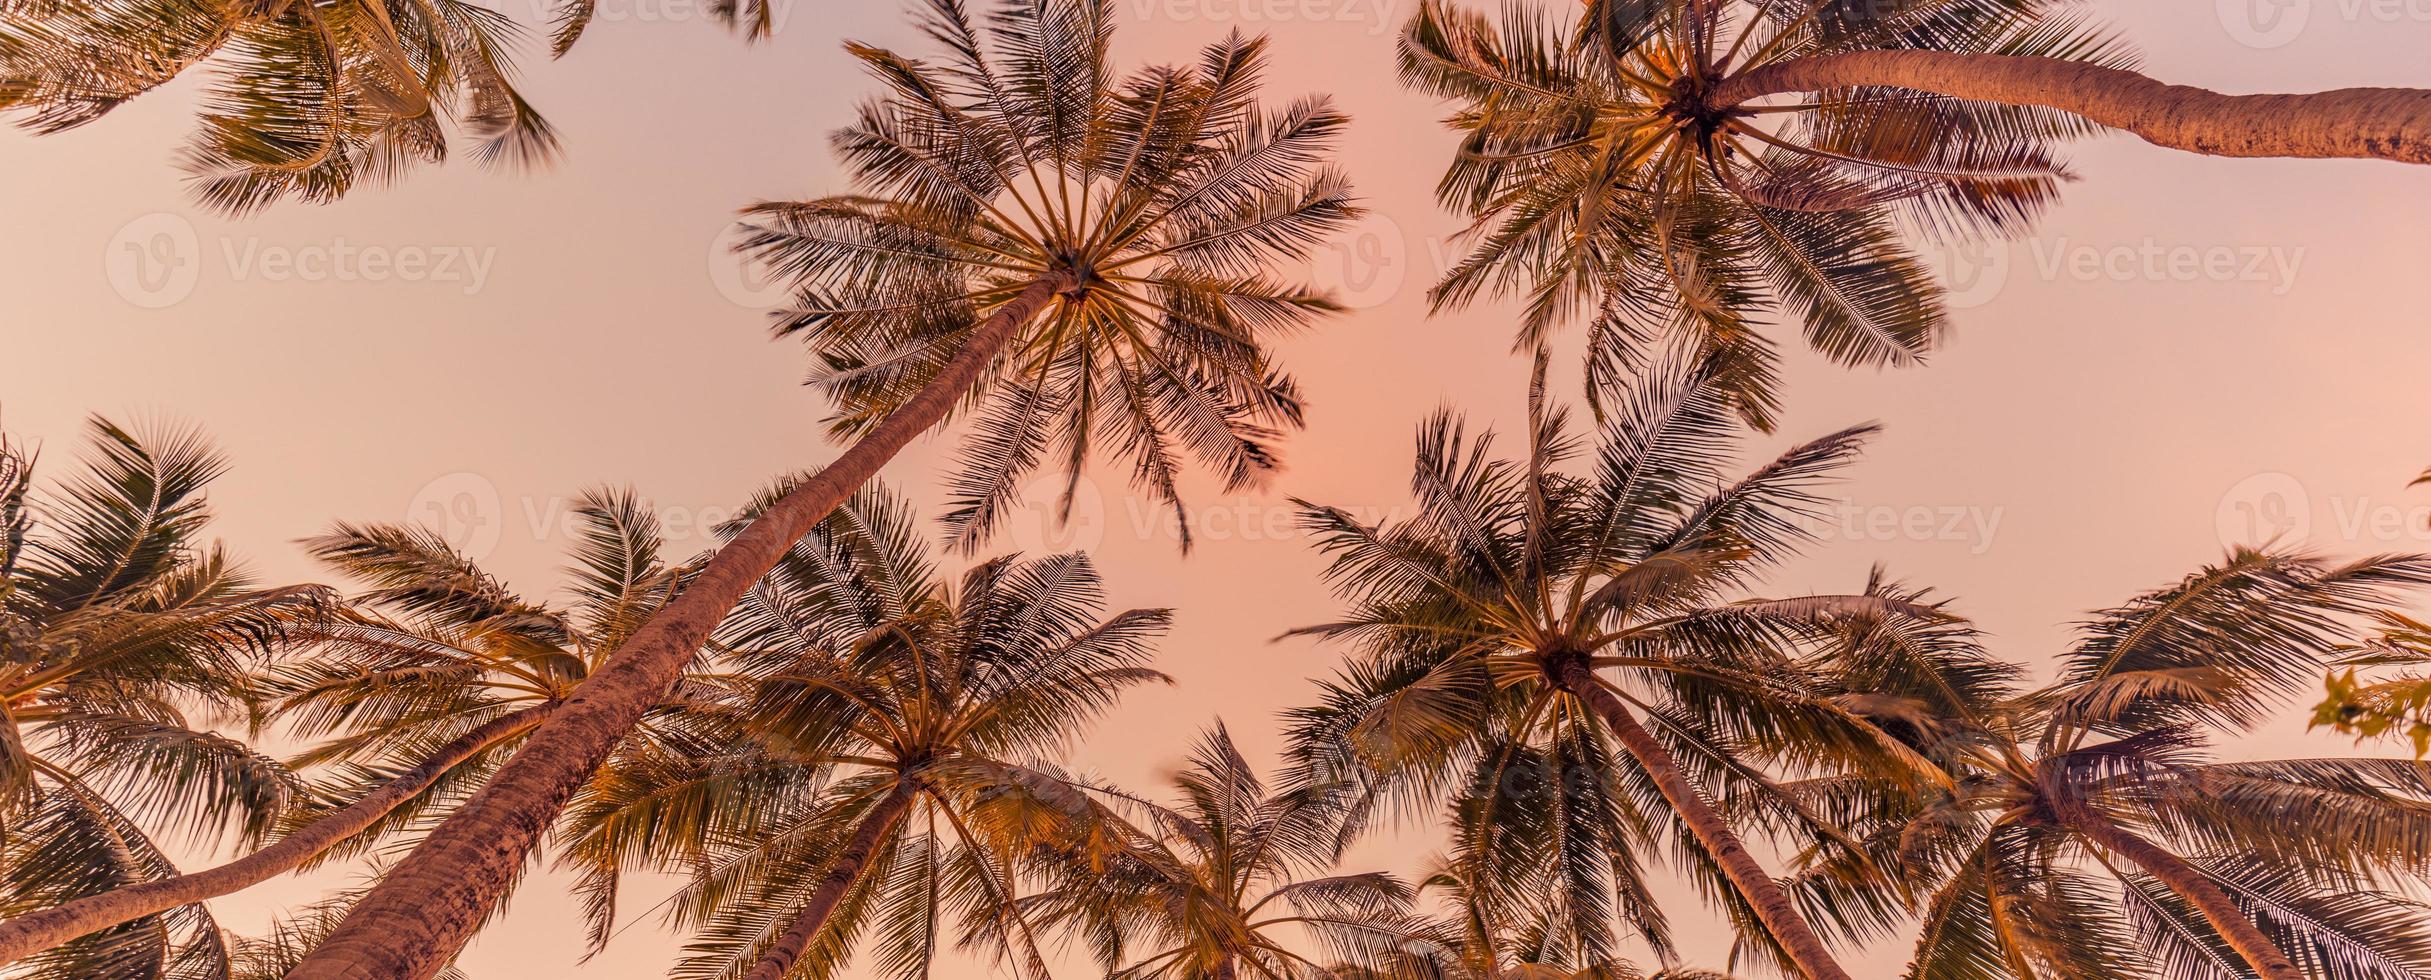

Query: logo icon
[2218,0,2309,49]
[1931,237,2011,310]
[2216,471,2310,549]
[1311,213,1408,310]
[104,212,200,309]
[1006,474,1108,553]
[409,472,505,561]
[708,220,791,310]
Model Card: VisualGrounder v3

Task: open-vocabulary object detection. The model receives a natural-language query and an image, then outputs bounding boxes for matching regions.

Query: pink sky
[5,1,2431,975]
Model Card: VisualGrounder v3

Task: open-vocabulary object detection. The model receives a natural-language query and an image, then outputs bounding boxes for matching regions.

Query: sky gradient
[5,1,2431,974]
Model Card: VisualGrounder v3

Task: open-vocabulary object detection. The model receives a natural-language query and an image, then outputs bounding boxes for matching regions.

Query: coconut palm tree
[558,482,1171,980]
[1807,552,2431,980]
[1358,853,1741,980]
[0,486,698,966]
[1017,725,1429,980]
[0,0,574,213]
[1282,355,1942,980]
[0,418,326,980]
[299,5,1353,973]
[0,0,788,211]
[227,893,470,980]
[1403,0,2430,425]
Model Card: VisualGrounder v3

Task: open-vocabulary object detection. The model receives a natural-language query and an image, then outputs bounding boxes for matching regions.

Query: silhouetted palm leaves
[559,482,1170,980]
[1019,725,1428,980]
[1807,554,2431,980]
[737,0,1357,550]
[1403,0,2132,427]
[1281,352,1921,978]
[0,418,325,980]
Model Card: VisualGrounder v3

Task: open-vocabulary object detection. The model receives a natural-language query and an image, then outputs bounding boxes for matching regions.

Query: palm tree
[228,894,471,980]
[0,487,695,966]
[1403,0,2429,425]
[0,418,326,980]
[1359,853,1741,980]
[558,483,1171,980]
[1282,354,1939,980]
[1019,725,1428,980]
[0,0,571,212]
[1809,552,2431,980]
[0,0,786,211]
[298,4,1353,974]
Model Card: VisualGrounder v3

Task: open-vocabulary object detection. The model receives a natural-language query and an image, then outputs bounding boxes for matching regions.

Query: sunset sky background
[5,0,2431,974]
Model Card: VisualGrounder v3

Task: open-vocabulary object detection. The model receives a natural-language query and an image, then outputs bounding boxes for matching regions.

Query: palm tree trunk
[2067,812,2303,980]
[1554,661,1852,980]
[741,782,919,980]
[0,702,554,967]
[285,275,1068,980]
[1716,51,2431,164]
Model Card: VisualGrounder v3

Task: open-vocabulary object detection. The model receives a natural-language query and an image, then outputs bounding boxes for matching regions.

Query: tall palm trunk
[0,702,555,966]
[1716,51,2431,164]
[741,782,919,980]
[1554,661,1853,980]
[287,275,1069,980]
[2066,811,2303,980]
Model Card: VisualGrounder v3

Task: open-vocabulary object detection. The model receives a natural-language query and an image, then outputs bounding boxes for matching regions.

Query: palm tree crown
[561,483,1172,980]
[1282,355,1930,979]
[0,418,324,980]
[738,0,1358,549]
[1404,0,2127,427]
[260,487,693,873]
[1810,551,2431,980]
[1020,725,1427,980]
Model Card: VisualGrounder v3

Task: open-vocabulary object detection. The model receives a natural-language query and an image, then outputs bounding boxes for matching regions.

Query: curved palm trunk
[0,702,554,966]
[2067,812,2303,980]
[741,782,919,980]
[287,276,1068,980]
[1554,662,1852,980]
[1716,51,2431,164]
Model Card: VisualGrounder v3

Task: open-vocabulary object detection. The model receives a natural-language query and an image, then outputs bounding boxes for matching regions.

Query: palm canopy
[1017,725,1429,980]
[1352,851,1744,980]
[736,0,1357,551]
[0,418,325,980]
[0,0,773,212]
[1804,552,2431,980]
[257,486,695,873]
[1403,0,2128,428]
[558,482,1171,980]
[1280,354,1931,978]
